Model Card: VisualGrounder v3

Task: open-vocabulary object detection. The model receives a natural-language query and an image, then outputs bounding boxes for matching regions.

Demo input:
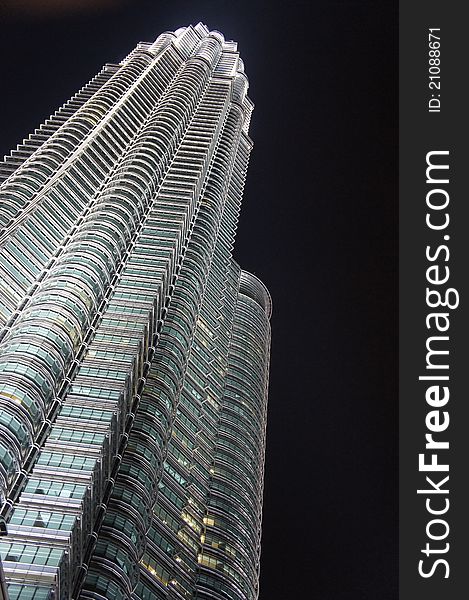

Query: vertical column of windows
[171,26,206,60]
[194,131,263,600]
[197,271,270,600]
[81,69,231,600]
[136,94,246,600]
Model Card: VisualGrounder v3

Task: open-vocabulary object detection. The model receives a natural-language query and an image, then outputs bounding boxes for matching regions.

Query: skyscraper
[0,22,271,600]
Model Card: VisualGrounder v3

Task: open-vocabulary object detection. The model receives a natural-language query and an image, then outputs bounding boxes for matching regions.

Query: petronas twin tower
[0,23,271,600]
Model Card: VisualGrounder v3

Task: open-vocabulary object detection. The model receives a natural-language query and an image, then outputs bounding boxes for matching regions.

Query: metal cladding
[0,23,271,600]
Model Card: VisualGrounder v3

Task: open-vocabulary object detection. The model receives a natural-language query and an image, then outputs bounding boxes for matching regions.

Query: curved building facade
[0,23,271,600]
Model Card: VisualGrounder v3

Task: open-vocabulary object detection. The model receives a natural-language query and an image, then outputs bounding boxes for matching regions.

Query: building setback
[0,24,271,600]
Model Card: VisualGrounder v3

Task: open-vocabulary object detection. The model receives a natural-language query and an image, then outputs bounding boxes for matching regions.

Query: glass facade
[0,23,271,600]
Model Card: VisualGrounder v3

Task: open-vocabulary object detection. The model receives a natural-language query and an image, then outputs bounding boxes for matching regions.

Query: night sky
[0,1,397,598]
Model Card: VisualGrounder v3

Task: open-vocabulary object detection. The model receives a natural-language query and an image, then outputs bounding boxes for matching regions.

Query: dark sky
[0,1,397,598]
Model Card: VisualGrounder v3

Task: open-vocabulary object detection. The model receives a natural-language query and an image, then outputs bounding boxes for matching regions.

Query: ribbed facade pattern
[0,23,271,600]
